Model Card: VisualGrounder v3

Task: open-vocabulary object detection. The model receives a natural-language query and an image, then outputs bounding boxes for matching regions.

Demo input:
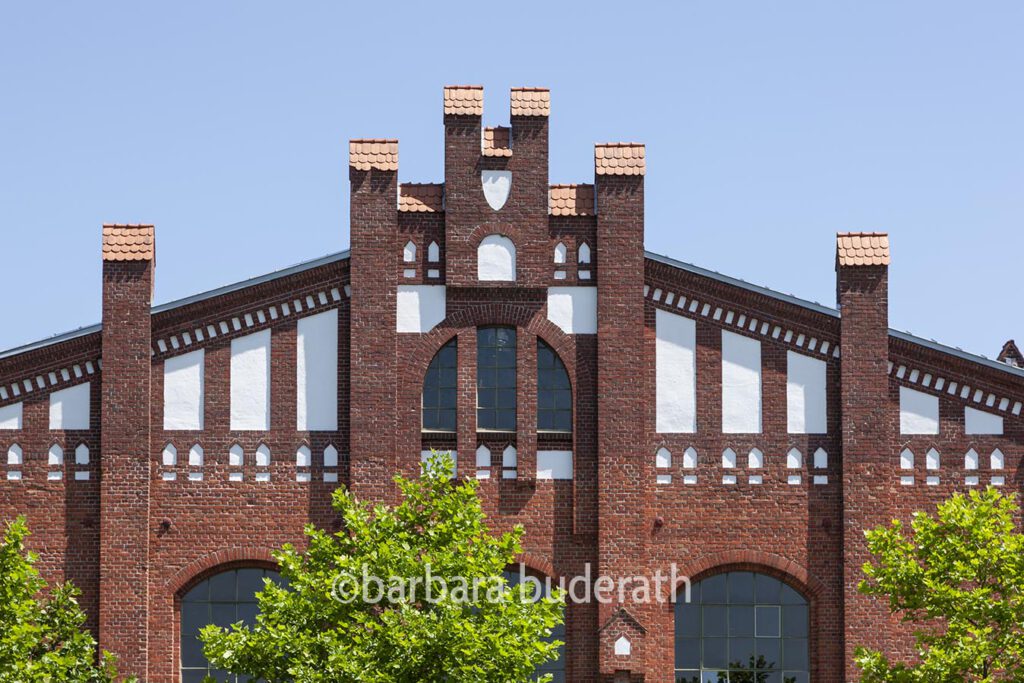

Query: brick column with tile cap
[836,232,896,675]
[594,143,649,677]
[348,140,399,502]
[99,223,154,679]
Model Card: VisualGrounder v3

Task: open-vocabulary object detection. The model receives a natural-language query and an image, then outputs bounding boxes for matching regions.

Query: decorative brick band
[888,360,1023,416]
[645,282,840,360]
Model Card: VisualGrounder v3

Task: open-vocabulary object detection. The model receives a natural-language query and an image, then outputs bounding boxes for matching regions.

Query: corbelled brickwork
[0,86,1021,683]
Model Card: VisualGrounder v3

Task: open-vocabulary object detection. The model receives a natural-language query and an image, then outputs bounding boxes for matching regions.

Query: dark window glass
[505,569,565,682]
[422,339,457,432]
[477,327,516,431]
[180,568,283,682]
[675,572,809,682]
[537,340,572,433]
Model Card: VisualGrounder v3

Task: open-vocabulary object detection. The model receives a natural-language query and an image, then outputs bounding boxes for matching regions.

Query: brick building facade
[0,85,1022,682]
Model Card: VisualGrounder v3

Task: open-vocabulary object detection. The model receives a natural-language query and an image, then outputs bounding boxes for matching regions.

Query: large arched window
[504,568,566,682]
[477,327,516,431]
[537,340,571,433]
[422,339,457,433]
[675,571,808,683]
[180,567,284,682]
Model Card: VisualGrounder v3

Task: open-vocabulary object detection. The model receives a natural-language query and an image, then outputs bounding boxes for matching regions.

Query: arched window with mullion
[477,327,517,432]
[537,340,572,433]
[422,339,457,433]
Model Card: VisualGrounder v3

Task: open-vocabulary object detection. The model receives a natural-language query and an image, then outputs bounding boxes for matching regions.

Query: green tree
[0,516,128,682]
[200,451,564,682]
[855,487,1024,682]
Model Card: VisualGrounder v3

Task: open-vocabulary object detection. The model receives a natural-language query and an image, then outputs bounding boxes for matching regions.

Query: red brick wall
[0,87,1021,683]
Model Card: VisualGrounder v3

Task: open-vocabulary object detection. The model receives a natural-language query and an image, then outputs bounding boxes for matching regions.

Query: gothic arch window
[477,327,516,431]
[504,567,566,682]
[675,571,809,683]
[180,567,284,682]
[422,339,457,433]
[537,340,571,433]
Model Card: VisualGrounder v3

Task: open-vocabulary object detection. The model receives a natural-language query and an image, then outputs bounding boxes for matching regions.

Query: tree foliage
[856,487,1024,682]
[0,516,128,682]
[200,451,564,682]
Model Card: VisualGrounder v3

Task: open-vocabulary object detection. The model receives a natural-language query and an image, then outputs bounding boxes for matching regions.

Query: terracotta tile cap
[510,87,550,117]
[482,126,512,157]
[443,85,484,116]
[836,232,890,266]
[102,224,155,261]
[595,143,646,176]
[549,184,595,216]
[349,139,398,172]
[399,183,444,213]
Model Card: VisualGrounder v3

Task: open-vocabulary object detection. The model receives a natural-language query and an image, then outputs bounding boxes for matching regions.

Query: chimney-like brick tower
[99,224,155,678]
[348,140,399,500]
[594,143,648,677]
[836,232,894,675]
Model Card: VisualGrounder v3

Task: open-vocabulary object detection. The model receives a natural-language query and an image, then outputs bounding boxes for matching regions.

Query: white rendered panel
[297,309,339,431]
[0,402,22,430]
[721,331,762,433]
[49,383,90,430]
[396,285,447,333]
[477,234,516,280]
[655,309,696,433]
[899,387,939,435]
[163,350,205,430]
[537,450,573,480]
[786,351,827,434]
[964,406,1003,435]
[546,287,597,335]
[230,330,271,431]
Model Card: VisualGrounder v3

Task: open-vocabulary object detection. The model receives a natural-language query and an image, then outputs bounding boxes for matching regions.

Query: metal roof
[0,250,349,361]
[1,247,1020,383]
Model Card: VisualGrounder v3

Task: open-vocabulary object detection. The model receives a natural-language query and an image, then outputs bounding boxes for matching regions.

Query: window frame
[536,339,572,434]
[421,338,458,434]
[476,326,517,433]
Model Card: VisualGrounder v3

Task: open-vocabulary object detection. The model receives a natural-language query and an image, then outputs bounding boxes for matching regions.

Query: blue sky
[1,2,1021,359]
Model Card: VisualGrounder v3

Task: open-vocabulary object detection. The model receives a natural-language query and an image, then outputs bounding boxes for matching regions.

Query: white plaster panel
[547,286,597,335]
[49,383,90,430]
[655,309,696,434]
[721,331,762,434]
[477,234,516,281]
[786,351,827,434]
[0,402,22,430]
[230,330,271,431]
[396,285,447,334]
[899,386,939,435]
[163,349,205,431]
[964,406,1003,435]
[480,171,512,211]
[537,450,573,480]
[297,309,339,431]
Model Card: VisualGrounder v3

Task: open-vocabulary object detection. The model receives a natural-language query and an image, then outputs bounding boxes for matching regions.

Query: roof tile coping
[549,184,595,216]
[101,224,155,262]
[510,87,550,117]
[482,127,512,157]
[836,232,890,266]
[443,85,484,116]
[595,143,646,176]
[399,183,444,213]
[349,139,398,171]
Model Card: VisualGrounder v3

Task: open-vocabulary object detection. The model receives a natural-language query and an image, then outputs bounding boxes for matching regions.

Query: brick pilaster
[348,140,399,501]
[99,224,154,679]
[594,144,647,677]
[836,232,894,676]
